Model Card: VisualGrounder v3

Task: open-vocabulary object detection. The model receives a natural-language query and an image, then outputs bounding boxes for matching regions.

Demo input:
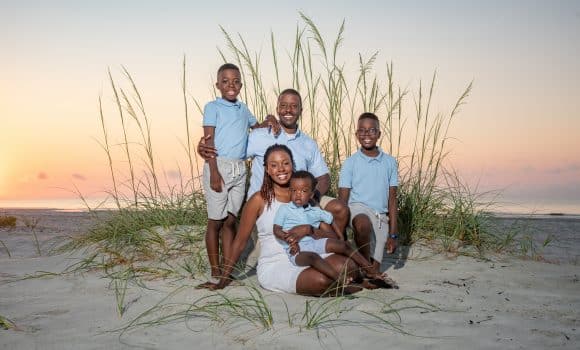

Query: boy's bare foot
[360,278,379,290]
[368,273,399,289]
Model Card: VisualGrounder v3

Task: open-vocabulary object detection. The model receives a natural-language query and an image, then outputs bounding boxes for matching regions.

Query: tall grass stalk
[217,13,494,248]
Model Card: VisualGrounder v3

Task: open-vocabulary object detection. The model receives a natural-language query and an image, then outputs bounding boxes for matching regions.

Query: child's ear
[215,81,219,89]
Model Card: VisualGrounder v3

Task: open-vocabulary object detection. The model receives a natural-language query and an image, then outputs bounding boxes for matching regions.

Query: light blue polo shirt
[202,97,257,160]
[273,202,334,245]
[338,148,398,213]
[246,127,329,197]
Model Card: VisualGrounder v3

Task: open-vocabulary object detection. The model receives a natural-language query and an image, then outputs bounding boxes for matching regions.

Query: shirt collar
[216,97,241,108]
[289,202,312,210]
[283,127,302,140]
[357,147,384,162]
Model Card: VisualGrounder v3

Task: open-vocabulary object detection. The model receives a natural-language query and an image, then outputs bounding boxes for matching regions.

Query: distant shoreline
[2,206,580,220]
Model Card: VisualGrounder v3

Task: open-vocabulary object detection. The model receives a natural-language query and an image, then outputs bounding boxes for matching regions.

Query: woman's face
[266,150,293,186]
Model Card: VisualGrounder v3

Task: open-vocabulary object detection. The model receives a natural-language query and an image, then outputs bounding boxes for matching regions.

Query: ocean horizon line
[1,197,580,217]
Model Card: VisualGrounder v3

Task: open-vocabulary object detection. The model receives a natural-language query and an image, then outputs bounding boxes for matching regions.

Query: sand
[1,209,578,349]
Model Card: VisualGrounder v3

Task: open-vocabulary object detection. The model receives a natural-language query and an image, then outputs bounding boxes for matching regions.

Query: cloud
[37,172,48,180]
[72,173,87,181]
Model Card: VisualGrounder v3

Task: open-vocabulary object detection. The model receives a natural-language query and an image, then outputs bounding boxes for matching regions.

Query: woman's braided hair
[260,144,294,208]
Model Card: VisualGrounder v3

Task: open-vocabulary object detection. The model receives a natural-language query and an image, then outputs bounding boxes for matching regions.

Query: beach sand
[1,209,578,349]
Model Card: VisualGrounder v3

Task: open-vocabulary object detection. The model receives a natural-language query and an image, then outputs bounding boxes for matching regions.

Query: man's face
[276,93,302,130]
[290,178,313,207]
[215,69,242,102]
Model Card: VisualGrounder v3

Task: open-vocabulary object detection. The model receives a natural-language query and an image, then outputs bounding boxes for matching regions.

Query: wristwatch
[389,233,398,239]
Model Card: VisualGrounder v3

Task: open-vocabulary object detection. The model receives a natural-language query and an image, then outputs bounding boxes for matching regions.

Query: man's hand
[197,135,218,160]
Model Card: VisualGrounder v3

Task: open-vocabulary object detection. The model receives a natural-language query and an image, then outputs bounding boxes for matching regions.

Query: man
[198,88,349,235]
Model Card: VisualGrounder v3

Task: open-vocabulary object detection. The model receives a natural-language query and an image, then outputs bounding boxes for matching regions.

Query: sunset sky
[1,0,579,213]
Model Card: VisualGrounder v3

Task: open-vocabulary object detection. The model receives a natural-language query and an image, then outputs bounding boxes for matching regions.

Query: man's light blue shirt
[247,127,329,197]
[273,202,334,245]
[202,97,257,159]
[338,148,398,213]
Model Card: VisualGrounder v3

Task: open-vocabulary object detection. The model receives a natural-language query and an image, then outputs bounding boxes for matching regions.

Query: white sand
[1,209,578,349]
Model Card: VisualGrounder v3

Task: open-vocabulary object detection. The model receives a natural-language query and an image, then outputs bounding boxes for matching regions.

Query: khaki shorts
[348,202,388,262]
[203,158,246,220]
[319,195,334,210]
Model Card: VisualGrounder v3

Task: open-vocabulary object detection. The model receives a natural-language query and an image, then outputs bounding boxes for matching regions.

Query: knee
[312,273,333,289]
[353,214,372,231]
[326,200,349,222]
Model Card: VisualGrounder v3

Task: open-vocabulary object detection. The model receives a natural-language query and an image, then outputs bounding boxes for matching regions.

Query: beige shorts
[203,158,246,220]
[319,195,334,210]
[348,202,388,262]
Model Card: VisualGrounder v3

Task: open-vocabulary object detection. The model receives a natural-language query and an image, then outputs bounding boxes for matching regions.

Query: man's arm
[315,173,331,198]
[337,187,351,206]
[197,134,217,160]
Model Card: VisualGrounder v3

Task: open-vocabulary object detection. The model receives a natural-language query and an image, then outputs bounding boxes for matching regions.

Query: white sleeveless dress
[256,199,309,293]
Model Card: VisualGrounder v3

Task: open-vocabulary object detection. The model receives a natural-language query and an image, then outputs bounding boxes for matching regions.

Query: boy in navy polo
[338,112,399,276]
[202,63,274,280]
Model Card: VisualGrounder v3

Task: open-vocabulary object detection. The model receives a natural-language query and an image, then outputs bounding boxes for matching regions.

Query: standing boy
[202,63,274,279]
[338,112,399,276]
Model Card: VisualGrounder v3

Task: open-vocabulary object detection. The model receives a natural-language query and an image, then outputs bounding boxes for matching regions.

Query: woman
[201,145,378,295]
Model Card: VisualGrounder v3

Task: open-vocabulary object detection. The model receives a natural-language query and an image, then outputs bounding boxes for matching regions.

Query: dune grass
[54,12,538,339]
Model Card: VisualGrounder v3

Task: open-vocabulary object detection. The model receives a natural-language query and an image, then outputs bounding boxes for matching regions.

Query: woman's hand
[286,224,312,244]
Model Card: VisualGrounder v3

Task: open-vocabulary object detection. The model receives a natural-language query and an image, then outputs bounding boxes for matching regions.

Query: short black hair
[358,112,379,122]
[290,170,317,189]
[278,88,302,107]
[217,63,240,76]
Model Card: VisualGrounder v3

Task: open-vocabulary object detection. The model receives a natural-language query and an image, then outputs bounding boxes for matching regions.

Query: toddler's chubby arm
[203,126,223,192]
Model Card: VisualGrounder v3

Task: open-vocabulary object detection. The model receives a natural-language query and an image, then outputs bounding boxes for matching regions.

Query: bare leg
[324,239,381,278]
[323,199,349,240]
[294,252,340,280]
[296,254,362,296]
[205,218,224,277]
[352,214,380,275]
[220,213,237,274]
